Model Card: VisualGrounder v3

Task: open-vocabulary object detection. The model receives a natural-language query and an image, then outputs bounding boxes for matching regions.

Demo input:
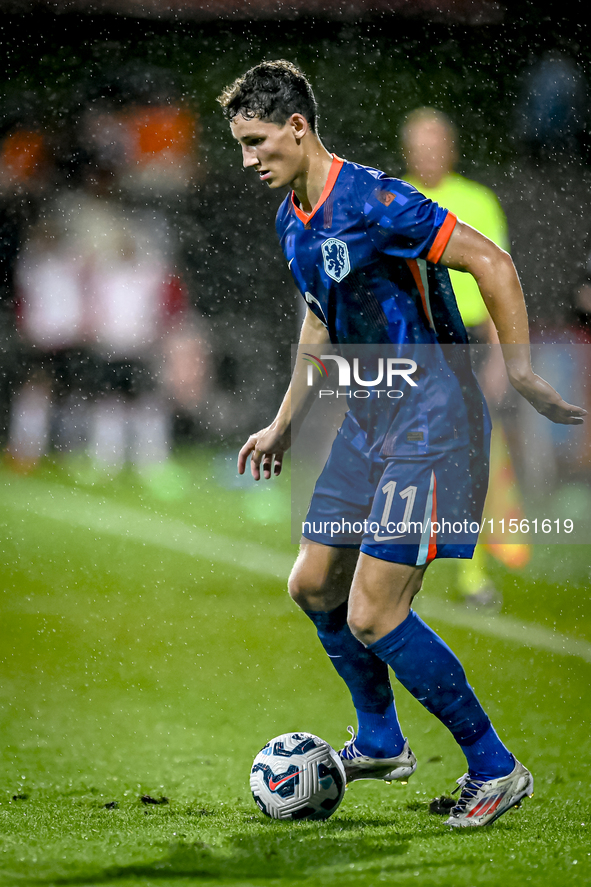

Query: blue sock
[461,725,515,780]
[369,610,513,778]
[356,704,405,758]
[305,603,404,757]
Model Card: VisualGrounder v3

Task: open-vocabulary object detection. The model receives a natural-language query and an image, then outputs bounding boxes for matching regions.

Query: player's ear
[289,113,309,141]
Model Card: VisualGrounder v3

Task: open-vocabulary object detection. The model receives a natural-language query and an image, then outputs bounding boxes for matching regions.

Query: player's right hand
[237,424,292,480]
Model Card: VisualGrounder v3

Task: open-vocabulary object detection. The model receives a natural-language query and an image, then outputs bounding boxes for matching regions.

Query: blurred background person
[401,107,509,341]
[400,107,530,609]
[70,74,213,491]
[507,50,589,500]
[0,111,52,453]
[514,48,587,164]
[85,226,191,497]
[67,157,204,499]
[3,65,213,495]
[569,239,591,487]
[6,215,91,470]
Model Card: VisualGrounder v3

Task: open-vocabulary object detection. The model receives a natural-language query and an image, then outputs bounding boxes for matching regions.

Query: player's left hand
[510,372,586,425]
[237,423,292,480]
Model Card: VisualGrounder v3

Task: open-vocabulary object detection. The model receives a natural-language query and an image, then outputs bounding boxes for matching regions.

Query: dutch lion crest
[321,238,350,283]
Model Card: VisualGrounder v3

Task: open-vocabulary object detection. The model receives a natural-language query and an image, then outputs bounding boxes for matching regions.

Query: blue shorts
[302,428,490,566]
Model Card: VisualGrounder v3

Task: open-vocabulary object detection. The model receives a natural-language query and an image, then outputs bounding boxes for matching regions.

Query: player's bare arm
[441,221,586,425]
[237,307,329,480]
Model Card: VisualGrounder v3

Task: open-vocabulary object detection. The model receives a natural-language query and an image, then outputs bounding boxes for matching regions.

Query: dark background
[0,0,589,441]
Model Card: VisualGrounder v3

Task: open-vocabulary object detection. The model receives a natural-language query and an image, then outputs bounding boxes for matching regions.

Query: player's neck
[292,138,334,214]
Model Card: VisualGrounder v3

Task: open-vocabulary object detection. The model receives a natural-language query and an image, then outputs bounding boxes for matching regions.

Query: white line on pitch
[1,473,294,579]
[2,473,591,665]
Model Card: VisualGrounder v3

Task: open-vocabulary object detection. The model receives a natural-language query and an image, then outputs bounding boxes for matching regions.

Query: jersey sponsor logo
[321,238,350,283]
[374,186,408,207]
[375,188,396,207]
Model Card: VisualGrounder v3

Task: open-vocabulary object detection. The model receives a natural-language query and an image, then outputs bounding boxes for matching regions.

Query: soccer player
[217,61,584,827]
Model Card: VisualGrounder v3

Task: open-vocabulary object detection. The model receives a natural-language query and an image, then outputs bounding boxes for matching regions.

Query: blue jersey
[277,155,490,506]
[276,155,464,347]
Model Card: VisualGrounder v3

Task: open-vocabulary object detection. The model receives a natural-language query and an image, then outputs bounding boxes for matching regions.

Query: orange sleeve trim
[291,154,344,225]
[426,474,438,564]
[427,211,457,264]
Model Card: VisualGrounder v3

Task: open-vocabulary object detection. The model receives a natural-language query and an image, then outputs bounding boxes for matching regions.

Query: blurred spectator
[493,56,590,494]
[6,145,211,495]
[1,69,233,480]
[5,159,132,471]
[85,224,194,495]
[120,102,200,197]
[67,159,208,496]
[514,50,587,161]
[401,107,530,609]
[56,163,145,263]
[77,81,200,200]
[401,107,509,339]
[0,122,75,468]
[0,127,48,194]
[0,120,52,447]
[574,250,591,329]
[160,312,213,441]
[570,245,591,477]
[7,217,91,469]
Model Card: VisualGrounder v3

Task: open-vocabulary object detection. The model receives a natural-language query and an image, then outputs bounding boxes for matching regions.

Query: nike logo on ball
[269,771,301,792]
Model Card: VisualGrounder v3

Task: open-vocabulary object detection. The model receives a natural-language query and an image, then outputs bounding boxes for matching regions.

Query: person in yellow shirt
[401,108,529,609]
[402,107,509,340]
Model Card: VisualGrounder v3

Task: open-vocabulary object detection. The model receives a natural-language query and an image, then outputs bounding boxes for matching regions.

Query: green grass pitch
[0,451,590,886]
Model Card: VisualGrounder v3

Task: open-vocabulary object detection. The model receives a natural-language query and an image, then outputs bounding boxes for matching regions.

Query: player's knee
[287,570,320,610]
[346,603,378,645]
[347,591,415,644]
[288,566,344,612]
[287,572,304,606]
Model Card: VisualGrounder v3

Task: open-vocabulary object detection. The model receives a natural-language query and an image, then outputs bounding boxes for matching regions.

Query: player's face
[230,114,306,190]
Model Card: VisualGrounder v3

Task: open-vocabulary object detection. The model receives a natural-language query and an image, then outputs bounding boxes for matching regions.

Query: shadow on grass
[13,830,420,883]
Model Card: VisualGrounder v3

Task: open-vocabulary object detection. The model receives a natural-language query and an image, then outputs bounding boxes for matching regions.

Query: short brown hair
[217,60,318,133]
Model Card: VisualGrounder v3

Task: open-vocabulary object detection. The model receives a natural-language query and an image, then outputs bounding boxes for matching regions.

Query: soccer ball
[250,731,346,821]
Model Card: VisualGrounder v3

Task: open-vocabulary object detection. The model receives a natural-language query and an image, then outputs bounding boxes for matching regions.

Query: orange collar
[291,154,344,225]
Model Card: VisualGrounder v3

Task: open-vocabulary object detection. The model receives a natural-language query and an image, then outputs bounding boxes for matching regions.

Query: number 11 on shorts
[381,481,418,532]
